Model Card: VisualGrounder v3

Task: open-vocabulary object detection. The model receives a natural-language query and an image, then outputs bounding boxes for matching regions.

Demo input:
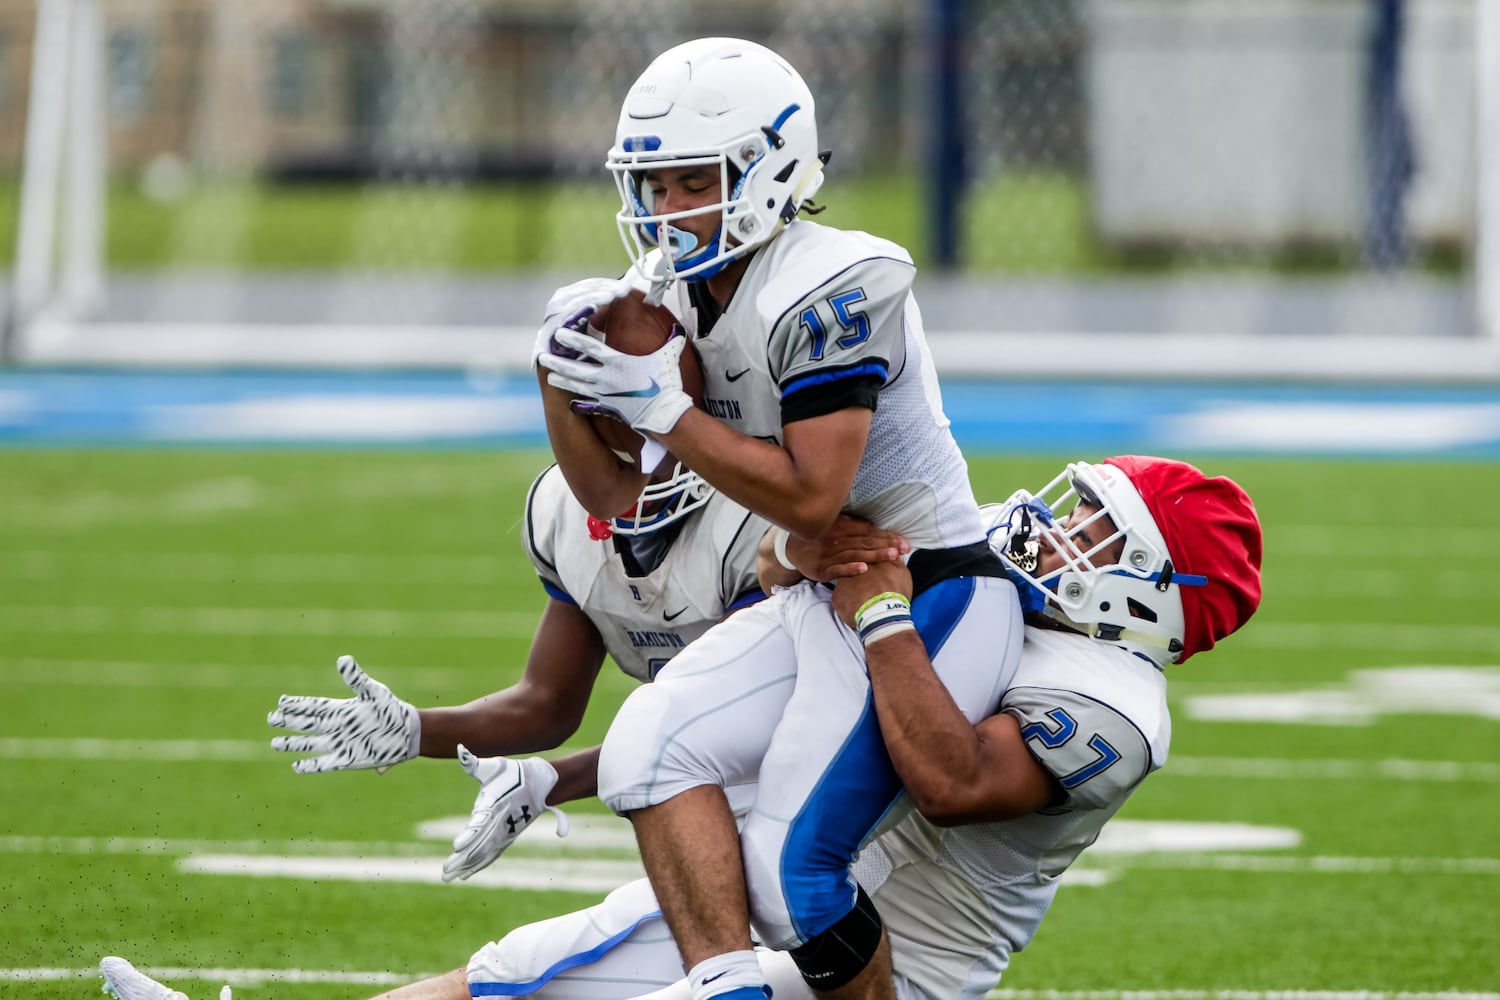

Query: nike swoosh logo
[725,368,752,382]
[664,607,688,622]
[603,378,661,399]
[700,971,730,985]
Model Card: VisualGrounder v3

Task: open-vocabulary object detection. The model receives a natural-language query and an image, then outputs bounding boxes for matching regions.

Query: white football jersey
[858,625,1171,1000]
[522,466,770,683]
[641,221,985,549]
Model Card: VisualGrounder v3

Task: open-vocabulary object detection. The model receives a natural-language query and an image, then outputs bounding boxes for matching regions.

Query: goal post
[1478,0,1500,348]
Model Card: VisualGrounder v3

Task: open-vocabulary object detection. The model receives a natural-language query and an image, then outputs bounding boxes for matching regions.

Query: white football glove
[267,655,420,774]
[539,327,694,436]
[441,745,570,883]
[531,276,633,370]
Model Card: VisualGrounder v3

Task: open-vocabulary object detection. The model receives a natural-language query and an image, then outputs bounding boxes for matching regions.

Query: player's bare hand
[788,515,909,581]
[832,558,914,629]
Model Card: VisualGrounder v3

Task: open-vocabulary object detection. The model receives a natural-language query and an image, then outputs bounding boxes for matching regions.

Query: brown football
[584,289,704,470]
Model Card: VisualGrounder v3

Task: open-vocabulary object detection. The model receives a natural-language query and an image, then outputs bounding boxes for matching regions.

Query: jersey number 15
[798,288,870,361]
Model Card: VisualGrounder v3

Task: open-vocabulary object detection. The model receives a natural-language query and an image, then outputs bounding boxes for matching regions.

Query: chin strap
[587,515,614,541]
[1041,605,1179,664]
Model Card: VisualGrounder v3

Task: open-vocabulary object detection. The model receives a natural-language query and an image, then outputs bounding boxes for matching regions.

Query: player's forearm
[660,409,850,538]
[418,689,584,759]
[546,746,601,805]
[864,631,993,825]
[540,375,649,518]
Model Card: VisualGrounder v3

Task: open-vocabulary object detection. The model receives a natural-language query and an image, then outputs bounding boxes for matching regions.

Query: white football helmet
[985,462,1206,666]
[607,37,827,285]
[610,462,714,536]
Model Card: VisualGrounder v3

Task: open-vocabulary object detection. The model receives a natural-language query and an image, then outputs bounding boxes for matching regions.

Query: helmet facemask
[610,148,760,286]
[989,462,1204,666]
[609,462,715,536]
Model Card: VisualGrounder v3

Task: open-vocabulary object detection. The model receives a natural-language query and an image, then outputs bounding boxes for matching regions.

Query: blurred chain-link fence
[4,0,1494,373]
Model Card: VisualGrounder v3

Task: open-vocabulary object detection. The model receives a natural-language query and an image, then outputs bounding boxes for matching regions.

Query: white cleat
[99,957,191,1000]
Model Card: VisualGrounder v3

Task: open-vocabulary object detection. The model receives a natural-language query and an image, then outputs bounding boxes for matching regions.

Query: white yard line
[0,738,269,760]
[2,609,1488,649]
[0,834,453,857]
[178,853,645,893]
[2,833,1493,879]
[1112,853,1500,876]
[10,549,501,585]
[0,657,489,688]
[0,604,538,638]
[0,813,633,857]
[1166,756,1500,783]
[1237,622,1500,653]
[0,657,1405,694]
[4,739,1494,785]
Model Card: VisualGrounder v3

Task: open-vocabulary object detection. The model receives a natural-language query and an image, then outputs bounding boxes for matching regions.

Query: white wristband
[854,592,915,648]
[862,619,917,647]
[771,527,798,572]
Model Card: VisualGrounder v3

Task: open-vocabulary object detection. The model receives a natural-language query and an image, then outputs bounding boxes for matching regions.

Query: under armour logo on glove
[505,805,534,835]
[442,746,570,882]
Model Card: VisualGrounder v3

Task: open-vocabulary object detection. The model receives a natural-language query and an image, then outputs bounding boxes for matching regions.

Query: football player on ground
[536,37,1021,1000]
[264,450,771,879]
[101,456,1261,1000]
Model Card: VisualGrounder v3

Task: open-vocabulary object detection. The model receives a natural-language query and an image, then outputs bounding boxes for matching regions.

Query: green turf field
[2,449,1497,999]
[5,172,1443,275]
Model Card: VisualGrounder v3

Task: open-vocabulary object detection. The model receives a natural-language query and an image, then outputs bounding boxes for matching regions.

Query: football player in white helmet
[262,448,771,880]
[102,456,1261,1000]
[537,37,1022,1000]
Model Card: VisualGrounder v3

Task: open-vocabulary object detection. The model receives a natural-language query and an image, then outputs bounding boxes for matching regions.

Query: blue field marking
[2,370,1499,456]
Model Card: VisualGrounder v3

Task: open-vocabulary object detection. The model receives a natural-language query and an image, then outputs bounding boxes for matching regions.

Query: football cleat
[100,957,191,1000]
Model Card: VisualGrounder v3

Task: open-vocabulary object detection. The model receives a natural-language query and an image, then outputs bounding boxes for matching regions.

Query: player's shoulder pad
[523,465,582,570]
[753,222,915,320]
[1003,627,1170,810]
[675,492,764,575]
[700,493,765,548]
[526,464,575,521]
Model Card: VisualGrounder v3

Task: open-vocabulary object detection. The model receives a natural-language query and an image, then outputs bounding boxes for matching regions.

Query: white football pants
[596,575,1021,950]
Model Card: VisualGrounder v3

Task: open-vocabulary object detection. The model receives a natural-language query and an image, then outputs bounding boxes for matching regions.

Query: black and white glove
[539,326,694,436]
[268,655,420,774]
[441,745,570,883]
[531,277,632,369]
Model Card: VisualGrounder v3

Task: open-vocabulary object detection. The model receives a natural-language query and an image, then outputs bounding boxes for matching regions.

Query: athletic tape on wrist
[861,619,917,647]
[772,527,798,572]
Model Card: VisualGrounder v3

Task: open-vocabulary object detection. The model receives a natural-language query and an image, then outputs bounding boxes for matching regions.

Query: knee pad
[787,884,884,992]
